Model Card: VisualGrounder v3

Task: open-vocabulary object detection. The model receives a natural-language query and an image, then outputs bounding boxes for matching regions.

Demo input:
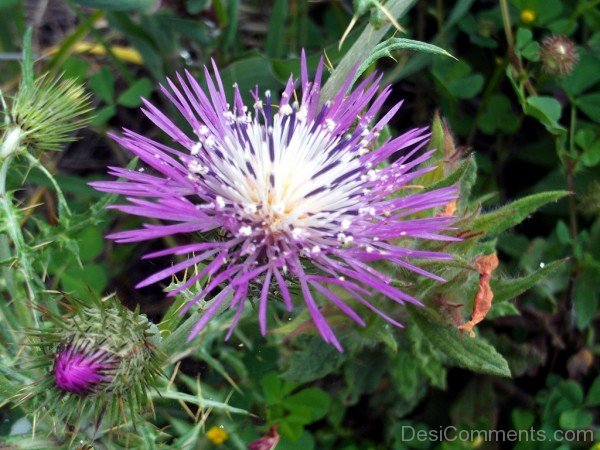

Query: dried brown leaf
[459,253,499,336]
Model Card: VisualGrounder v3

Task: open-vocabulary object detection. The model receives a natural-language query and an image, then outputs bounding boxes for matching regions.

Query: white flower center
[192,114,365,247]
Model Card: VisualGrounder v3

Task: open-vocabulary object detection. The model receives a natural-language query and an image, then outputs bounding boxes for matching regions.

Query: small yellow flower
[206,426,229,445]
[471,435,484,448]
[521,9,536,23]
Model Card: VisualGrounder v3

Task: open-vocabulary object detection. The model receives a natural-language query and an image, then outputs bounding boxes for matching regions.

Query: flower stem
[0,152,39,328]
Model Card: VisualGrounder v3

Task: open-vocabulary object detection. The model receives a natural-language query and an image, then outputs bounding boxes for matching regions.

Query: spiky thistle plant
[0,74,91,159]
[16,294,163,440]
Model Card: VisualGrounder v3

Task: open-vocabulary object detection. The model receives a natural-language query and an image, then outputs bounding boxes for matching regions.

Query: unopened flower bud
[540,35,579,76]
[8,74,90,154]
[21,295,162,432]
[53,337,119,395]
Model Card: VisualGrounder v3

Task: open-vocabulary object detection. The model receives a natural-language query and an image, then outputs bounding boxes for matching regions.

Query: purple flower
[91,51,457,350]
[54,338,118,395]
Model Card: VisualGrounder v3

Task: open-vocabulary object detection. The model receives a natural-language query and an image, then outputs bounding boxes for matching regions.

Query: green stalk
[0,146,40,328]
[160,310,202,362]
[0,155,23,343]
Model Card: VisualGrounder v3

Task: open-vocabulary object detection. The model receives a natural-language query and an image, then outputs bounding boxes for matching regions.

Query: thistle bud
[540,35,579,76]
[53,337,119,395]
[20,294,162,435]
[3,74,90,156]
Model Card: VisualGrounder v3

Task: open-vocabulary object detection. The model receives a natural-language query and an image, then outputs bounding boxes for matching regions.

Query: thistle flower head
[91,51,458,351]
[540,35,579,76]
[53,337,119,395]
[0,74,90,158]
[21,295,161,432]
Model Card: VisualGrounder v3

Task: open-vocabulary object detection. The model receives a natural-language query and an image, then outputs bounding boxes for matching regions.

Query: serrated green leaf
[157,388,250,415]
[491,259,566,303]
[408,307,511,377]
[472,191,568,237]
[321,0,414,102]
[353,37,454,86]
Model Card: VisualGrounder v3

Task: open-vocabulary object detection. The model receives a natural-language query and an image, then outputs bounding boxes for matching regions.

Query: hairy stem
[0,152,39,328]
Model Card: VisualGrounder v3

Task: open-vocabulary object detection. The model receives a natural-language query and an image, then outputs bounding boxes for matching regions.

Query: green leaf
[521,41,540,61]
[574,266,599,330]
[91,105,116,126]
[561,51,600,97]
[515,28,532,50]
[559,409,593,429]
[353,38,454,87]
[556,221,571,244]
[62,57,90,82]
[281,388,331,423]
[446,73,485,99]
[524,96,565,134]
[60,263,108,298]
[585,376,600,407]
[281,337,344,383]
[277,430,315,449]
[580,140,600,167]
[117,78,153,107]
[512,408,535,430]
[472,191,569,237]
[424,156,475,193]
[576,92,600,122]
[477,95,519,134]
[491,259,566,303]
[89,68,115,103]
[265,0,288,58]
[432,60,484,99]
[486,302,520,319]
[344,351,389,403]
[158,387,250,415]
[216,56,283,104]
[450,380,497,429]
[20,27,34,89]
[260,372,283,405]
[71,0,155,10]
[76,226,104,262]
[409,307,511,377]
